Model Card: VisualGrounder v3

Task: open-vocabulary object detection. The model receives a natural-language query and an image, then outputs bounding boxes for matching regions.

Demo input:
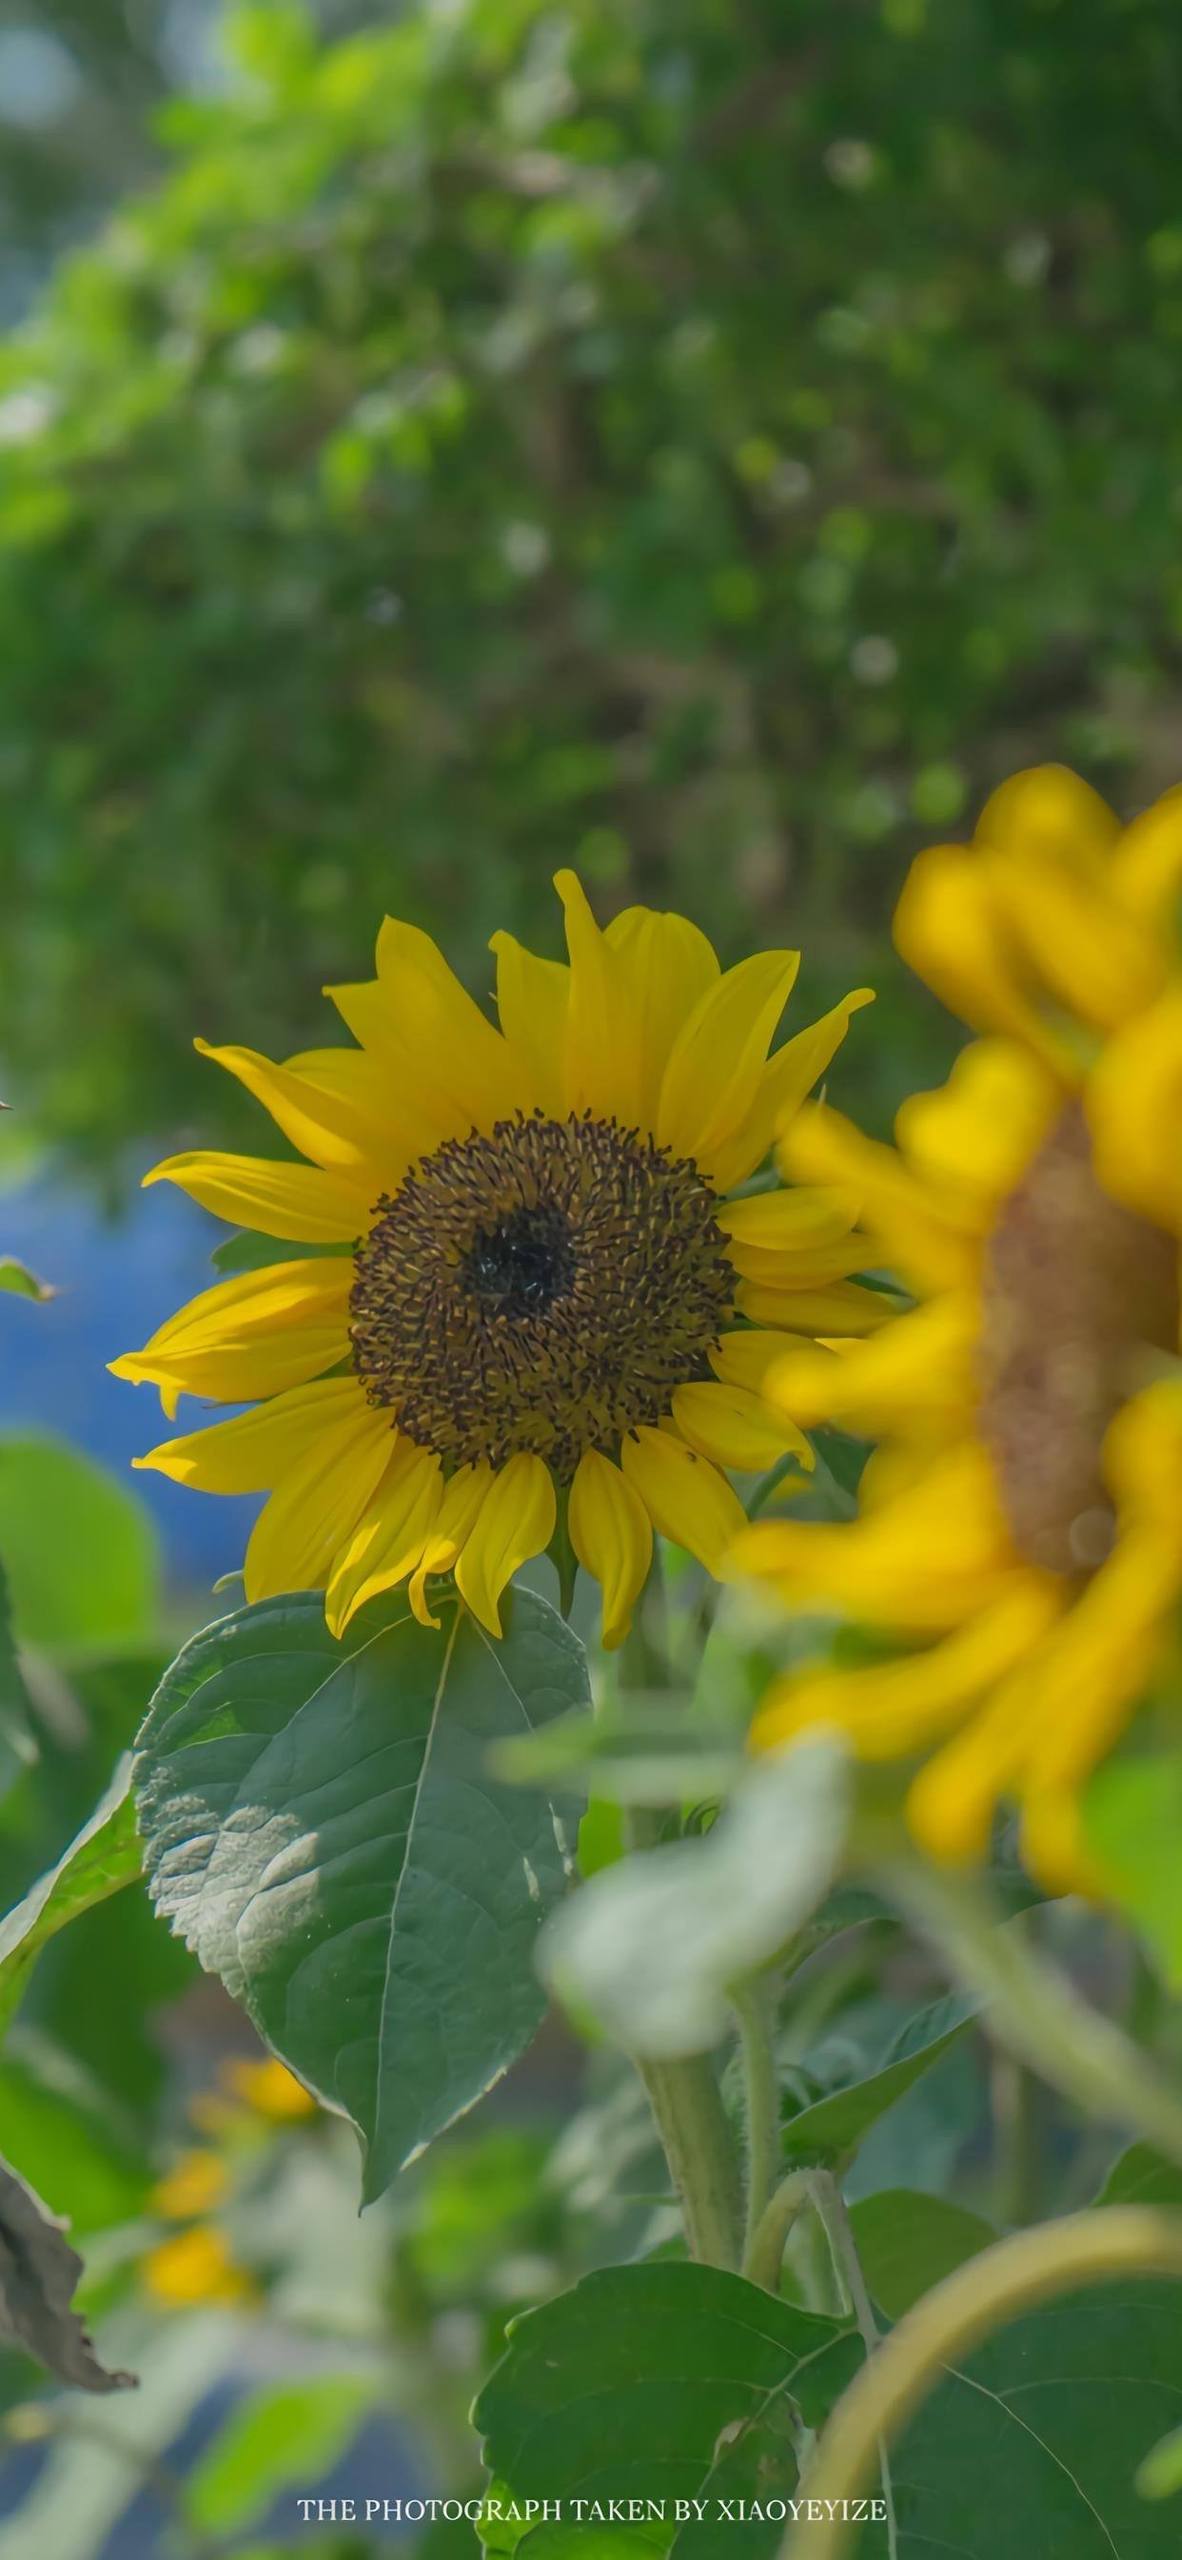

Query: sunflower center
[979,1099,1179,1574]
[349,1110,736,1476]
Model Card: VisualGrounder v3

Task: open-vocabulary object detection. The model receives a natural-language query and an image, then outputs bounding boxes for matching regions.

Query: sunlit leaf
[135,1587,585,2197]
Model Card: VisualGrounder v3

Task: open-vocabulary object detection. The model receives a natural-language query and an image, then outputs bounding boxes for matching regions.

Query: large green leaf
[134,1587,586,2197]
[780,1992,978,2165]
[474,2262,857,2559]
[0,1760,140,2039]
[848,2189,995,2320]
[870,2278,1182,2556]
[476,2260,1182,2559]
[0,1436,160,1652]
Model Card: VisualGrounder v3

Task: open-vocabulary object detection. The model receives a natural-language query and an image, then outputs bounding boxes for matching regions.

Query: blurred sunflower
[113,876,874,1646]
[735,767,1182,1888]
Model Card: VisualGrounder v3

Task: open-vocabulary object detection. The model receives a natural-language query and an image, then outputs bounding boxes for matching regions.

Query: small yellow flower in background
[221,2055,318,2121]
[144,2052,316,2309]
[142,2222,253,2309]
[112,876,872,1647]
[734,766,1182,1889]
[150,2147,231,2221]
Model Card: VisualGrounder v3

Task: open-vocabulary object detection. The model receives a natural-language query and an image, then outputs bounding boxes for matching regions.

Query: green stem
[733,1979,784,2276]
[883,1855,1182,2168]
[635,2050,744,2270]
[622,1802,744,2271]
[744,2168,809,2292]
[806,2169,898,2559]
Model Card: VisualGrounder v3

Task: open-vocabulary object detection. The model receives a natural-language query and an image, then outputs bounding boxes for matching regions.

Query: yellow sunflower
[113,875,874,1647]
[734,765,1182,1889]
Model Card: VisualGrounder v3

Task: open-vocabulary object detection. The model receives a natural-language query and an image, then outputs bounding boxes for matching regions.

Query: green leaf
[1095,2143,1182,2209]
[881,2277,1182,2555]
[210,1230,344,1275]
[1083,1752,1182,1987]
[0,1760,140,2039]
[0,1437,160,1652]
[0,1258,53,1302]
[134,1587,585,2197]
[478,2264,1182,2559]
[473,2262,856,2557]
[780,1992,978,2165]
[187,2375,374,2532]
[540,1741,848,2057]
[0,2032,148,2232]
[848,2188,995,2319]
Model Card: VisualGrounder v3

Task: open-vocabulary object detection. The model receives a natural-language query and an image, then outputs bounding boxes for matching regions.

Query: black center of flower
[461,1204,576,1321]
[979,1099,1179,1575]
[349,1111,736,1476]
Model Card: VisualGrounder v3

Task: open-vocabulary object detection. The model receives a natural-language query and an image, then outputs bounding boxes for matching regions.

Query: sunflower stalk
[621,1799,744,2269]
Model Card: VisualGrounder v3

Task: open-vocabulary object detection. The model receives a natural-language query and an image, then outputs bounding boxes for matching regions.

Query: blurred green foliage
[3,0,1182,1171]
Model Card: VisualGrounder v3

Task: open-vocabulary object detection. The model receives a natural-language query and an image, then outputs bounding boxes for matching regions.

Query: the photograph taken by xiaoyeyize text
[2,4,1182,2556]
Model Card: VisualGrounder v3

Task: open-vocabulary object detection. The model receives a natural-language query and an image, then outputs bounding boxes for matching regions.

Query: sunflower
[734,765,1182,1889]
[113,876,875,1647]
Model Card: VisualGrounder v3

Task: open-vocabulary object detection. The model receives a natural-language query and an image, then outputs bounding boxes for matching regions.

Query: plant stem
[781,2206,1182,2559]
[635,2050,744,2270]
[733,1978,783,2273]
[883,1854,1182,2169]
[805,2169,898,2559]
[744,2169,810,2292]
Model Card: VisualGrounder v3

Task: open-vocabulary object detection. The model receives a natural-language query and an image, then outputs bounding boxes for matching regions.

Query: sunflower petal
[325,1441,444,1637]
[330,917,528,1139]
[894,1038,1059,1221]
[731,1444,1022,1632]
[725,990,874,1186]
[194,1038,388,1172]
[490,932,570,1116]
[671,1380,812,1473]
[763,1297,978,1434]
[243,1396,398,1603]
[1111,782,1182,923]
[144,1151,370,1242]
[973,762,1119,870]
[1087,990,1182,1234]
[409,1463,496,1628]
[455,1453,557,1635]
[568,1449,653,1649]
[656,950,801,1182]
[781,1103,974,1293]
[132,1376,372,1491]
[892,848,1075,1070]
[735,1278,897,1335]
[751,1576,1063,1764]
[110,1259,353,1404]
[620,1426,746,1569]
[603,905,721,1130]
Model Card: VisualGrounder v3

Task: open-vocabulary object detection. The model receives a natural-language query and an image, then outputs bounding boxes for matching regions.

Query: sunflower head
[733,766,1182,1890]
[113,873,873,1649]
